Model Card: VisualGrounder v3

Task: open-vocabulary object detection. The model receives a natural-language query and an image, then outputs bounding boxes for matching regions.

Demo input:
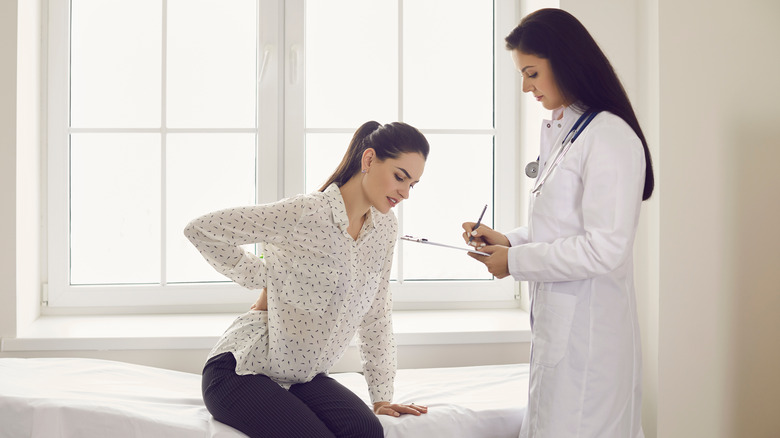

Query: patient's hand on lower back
[250,288,268,311]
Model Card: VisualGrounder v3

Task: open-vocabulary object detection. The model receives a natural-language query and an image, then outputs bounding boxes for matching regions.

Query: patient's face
[363,151,426,214]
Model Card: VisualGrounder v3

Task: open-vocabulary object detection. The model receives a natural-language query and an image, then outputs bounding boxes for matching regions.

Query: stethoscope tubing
[528,110,600,195]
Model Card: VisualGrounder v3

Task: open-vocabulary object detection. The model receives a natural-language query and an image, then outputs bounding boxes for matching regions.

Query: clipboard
[400,235,489,256]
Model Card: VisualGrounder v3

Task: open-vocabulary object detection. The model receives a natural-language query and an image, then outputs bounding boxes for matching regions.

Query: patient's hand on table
[373,401,428,417]
[250,288,268,311]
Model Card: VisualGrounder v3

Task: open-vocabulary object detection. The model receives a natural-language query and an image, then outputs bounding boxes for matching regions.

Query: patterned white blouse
[184,183,398,403]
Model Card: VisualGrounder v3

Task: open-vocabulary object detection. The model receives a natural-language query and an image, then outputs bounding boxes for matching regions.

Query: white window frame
[44,0,522,313]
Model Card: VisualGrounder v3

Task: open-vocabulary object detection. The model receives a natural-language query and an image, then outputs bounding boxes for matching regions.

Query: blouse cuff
[368,382,394,405]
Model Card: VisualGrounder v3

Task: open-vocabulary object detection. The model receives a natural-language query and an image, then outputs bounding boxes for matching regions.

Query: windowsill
[1,309,531,352]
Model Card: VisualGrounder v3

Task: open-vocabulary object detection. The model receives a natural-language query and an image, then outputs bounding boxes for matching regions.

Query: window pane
[403,0,493,129]
[166,133,256,283]
[305,1,398,128]
[70,0,161,128]
[167,0,257,128]
[304,133,352,193]
[70,133,161,284]
[401,134,493,280]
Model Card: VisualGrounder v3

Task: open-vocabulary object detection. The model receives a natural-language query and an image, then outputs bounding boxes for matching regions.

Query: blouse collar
[323,183,375,235]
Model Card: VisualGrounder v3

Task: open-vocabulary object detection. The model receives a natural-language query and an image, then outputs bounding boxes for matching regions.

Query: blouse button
[558,123,562,128]
[546,123,551,128]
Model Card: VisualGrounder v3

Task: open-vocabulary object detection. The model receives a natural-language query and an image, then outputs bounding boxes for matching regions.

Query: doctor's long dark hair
[505,8,654,200]
[319,121,430,191]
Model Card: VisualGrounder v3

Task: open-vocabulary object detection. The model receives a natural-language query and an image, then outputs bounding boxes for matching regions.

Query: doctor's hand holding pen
[461,222,511,279]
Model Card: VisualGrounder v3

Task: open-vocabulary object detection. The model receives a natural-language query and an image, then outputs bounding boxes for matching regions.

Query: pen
[468,204,488,244]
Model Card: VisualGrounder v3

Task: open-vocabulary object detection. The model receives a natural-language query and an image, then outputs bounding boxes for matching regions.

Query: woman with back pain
[186,121,429,438]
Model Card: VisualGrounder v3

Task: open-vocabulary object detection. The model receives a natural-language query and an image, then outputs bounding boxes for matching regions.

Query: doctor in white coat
[463,9,654,438]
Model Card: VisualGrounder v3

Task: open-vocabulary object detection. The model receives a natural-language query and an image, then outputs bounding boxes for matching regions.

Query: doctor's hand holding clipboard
[460,222,512,279]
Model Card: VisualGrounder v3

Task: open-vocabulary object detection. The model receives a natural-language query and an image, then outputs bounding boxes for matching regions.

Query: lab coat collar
[542,105,584,155]
[556,105,585,124]
[552,106,566,121]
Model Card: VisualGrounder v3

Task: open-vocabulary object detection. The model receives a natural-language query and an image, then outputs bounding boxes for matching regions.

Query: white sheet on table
[0,358,528,438]
[332,364,528,438]
[0,358,244,438]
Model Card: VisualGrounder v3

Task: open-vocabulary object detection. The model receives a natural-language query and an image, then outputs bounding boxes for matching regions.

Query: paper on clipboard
[400,235,489,256]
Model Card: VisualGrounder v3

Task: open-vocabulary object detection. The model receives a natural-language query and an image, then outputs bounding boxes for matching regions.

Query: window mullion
[283,0,304,198]
[258,0,282,204]
[46,0,72,307]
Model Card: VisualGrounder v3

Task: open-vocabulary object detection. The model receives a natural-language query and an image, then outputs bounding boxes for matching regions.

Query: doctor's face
[512,50,566,111]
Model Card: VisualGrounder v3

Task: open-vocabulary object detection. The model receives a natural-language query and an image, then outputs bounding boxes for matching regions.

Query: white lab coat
[507,106,645,438]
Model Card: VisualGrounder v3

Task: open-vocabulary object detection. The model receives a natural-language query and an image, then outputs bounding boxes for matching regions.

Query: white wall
[17,0,44,335]
[0,0,19,339]
[633,2,660,436]
[1,343,530,376]
[1,0,42,340]
[656,0,780,437]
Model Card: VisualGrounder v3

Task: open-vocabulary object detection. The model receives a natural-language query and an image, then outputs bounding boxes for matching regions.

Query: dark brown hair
[319,121,430,191]
[505,8,654,200]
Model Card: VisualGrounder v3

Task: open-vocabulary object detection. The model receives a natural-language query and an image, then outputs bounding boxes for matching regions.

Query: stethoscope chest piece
[525,159,539,178]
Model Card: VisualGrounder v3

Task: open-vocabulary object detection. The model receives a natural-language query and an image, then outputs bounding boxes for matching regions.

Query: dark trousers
[202,353,384,438]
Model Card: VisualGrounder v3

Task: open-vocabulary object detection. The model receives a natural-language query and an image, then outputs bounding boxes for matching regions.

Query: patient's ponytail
[319,121,429,191]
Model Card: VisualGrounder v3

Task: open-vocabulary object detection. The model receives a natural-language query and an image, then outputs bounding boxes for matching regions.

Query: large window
[46,0,520,311]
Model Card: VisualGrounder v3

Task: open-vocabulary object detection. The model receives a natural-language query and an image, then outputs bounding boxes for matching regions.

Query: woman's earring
[361,169,367,173]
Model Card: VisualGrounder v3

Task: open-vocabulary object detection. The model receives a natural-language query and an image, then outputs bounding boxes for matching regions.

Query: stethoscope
[525,110,600,196]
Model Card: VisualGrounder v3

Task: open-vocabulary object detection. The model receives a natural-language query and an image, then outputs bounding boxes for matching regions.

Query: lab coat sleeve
[508,117,645,282]
[183,196,304,290]
[357,223,398,404]
[505,226,530,246]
